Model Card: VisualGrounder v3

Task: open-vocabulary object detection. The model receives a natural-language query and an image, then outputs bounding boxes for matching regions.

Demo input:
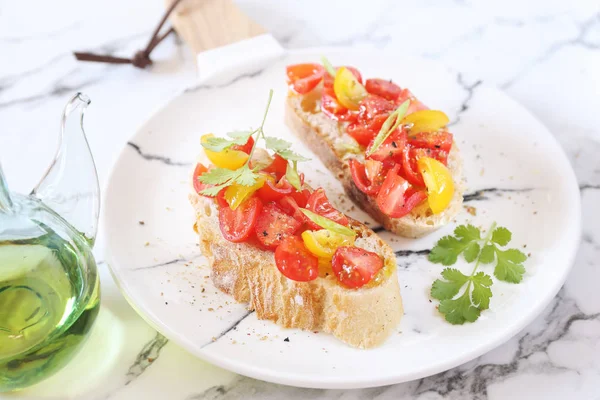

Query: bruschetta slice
[284,60,464,238]
[189,92,402,348]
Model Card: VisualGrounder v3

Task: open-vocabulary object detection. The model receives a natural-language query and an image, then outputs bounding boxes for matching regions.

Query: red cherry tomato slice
[192,163,209,195]
[358,95,396,122]
[376,165,427,218]
[366,127,407,162]
[306,188,349,227]
[256,177,293,202]
[401,146,426,187]
[231,136,254,154]
[332,246,383,288]
[408,131,453,153]
[290,187,311,208]
[324,66,363,88]
[275,236,319,282]
[216,188,229,208]
[349,159,381,195]
[411,147,449,166]
[255,202,302,249]
[365,79,403,101]
[262,154,288,180]
[278,195,308,224]
[218,197,262,243]
[396,88,429,115]
[286,63,325,94]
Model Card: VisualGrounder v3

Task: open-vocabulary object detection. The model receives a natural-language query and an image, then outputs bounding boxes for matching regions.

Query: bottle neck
[0,162,14,213]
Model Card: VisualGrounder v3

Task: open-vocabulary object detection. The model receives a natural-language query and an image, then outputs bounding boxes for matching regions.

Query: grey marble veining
[1,0,599,399]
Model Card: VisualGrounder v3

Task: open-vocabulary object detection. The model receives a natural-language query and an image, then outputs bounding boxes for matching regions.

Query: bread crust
[189,192,403,348]
[285,91,464,238]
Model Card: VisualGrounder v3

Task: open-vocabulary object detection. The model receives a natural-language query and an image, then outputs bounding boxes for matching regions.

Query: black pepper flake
[262,231,268,237]
[165,302,168,305]
[391,141,397,148]
[284,337,290,342]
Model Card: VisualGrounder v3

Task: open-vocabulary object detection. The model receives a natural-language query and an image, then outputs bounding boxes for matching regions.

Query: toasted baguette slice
[189,191,403,348]
[285,90,464,238]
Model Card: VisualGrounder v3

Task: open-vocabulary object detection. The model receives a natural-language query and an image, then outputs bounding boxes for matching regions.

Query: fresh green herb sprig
[429,223,528,324]
[366,100,411,157]
[198,90,308,196]
[321,56,336,77]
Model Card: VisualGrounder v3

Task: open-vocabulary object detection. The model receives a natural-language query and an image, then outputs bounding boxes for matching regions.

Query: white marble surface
[0,0,598,398]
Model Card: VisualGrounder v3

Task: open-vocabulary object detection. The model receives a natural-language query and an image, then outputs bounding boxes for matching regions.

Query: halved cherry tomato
[358,95,396,122]
[286,63,324,94]
[278,196,307,223]
[418,157,455,214]
[349,159,381,195]
[324,66,363,87]
[302,229,355,259]
[218,197,262,243]
[216,189,229,208]
[365,79,402,101]
[275,236,319,282]
[408,131,453,153]
[400,146,426,187]
[376,165,426,218]
[402,110,449,135]
[255,202,302,249]
[225,175,267,210]
[332,246,383,288]
[396,89,429,115]
[256,176,293,202]
[321,86,357,122]
[411,147,449,166]
[306,188,349,227]
[290,187,311,208]
[232,136,254,154]
[192,163,209,195]
[262,154,288,180]
[346,113,389,147]
[333,67,368,110]
[366,127,407,162]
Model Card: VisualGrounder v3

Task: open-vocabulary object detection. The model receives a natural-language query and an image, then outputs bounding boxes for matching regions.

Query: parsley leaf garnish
[196,90,310,196]
[429,222,528,324]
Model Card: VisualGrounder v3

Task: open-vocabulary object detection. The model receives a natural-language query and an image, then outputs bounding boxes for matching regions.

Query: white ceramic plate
[103,49,581,389]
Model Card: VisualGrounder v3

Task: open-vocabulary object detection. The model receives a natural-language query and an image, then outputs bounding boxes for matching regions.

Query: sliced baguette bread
[189,191,403,349]
[285,90,464,238]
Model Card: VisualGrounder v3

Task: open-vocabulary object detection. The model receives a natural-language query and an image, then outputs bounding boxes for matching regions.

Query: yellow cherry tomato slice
[201,134,249,170]
[224,175,268,210]
[417,156,454,214]
[402,110,449,135]
[301,229,355,259]
[333,67,368,111]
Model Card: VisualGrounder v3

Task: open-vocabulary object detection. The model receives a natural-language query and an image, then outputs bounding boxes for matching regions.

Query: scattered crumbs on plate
[201,288,206,293]
[166,207,173,211]
[160,292,164,296]
[480,168,485,176]
[147,357,154,363]
[165,302,168,305]
[139,221,145,225]
[260,336,268,341]
[144,242,150,247]
[211,337,217,342]
[231,340,237,345]
[465,205,477,216]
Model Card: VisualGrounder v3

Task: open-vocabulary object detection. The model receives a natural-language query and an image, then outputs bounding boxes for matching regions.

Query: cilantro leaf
[455,224,481,242]
[276,149,310,162]
[201,137,237,152]
[471,272,493,310]
[198,167,240,185]
[431,268,468,300]
[264,136,291,152]
[227,130,254,141]
[494,248,527,283]
[438,291,480,325]
[234,166,258,186]
[285,161,302,191]
[463,242,480,263]
[199,182,229,197]
[492,227,511,246]
[479,244,495,264]
[428,236,463,265]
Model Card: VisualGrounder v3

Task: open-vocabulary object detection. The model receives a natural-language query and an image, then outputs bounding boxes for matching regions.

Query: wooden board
[165,0,266,54]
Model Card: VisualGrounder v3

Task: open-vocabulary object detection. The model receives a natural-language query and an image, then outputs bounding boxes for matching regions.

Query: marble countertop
[1,0,599,398]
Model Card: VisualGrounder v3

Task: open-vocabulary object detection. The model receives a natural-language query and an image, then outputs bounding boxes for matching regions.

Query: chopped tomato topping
[192,163,209,195]
[306,188,349,227]
[332,246,383,288]
[324,66,363,88]
[321,86,357,122]
[411,147,449,166]
[262,154,288,180]
[366,127,407,162]
[255,202,302,249]
[358,95,396,122]
[376,165,426,218]
[218,197,262,243]
[256,177,293,202]
[408,131,453,153]
[275,236,319,282]
[401,146,426,187]
[216,188,229,208]
[396,88,429,115]
[349,159,382,195]
[365,79,403,101]
[286,63,324,94]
